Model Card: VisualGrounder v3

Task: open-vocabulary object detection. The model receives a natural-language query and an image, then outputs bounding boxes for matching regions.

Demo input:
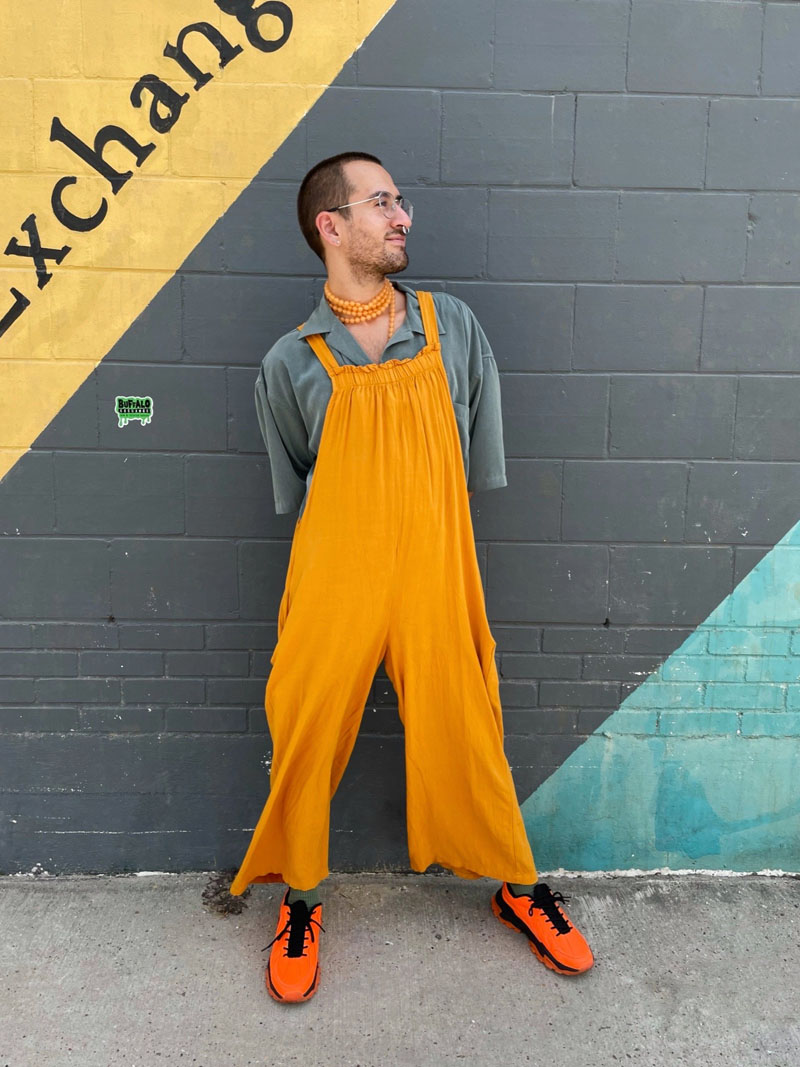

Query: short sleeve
[254,364,313,514]
[466,315,508,493]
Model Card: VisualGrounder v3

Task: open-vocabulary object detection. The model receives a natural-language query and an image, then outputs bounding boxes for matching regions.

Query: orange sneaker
[263,890,324,1002]
[491,882,594,975]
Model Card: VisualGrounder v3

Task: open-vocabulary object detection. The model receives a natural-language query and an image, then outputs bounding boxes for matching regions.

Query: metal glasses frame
[325,192,413,221]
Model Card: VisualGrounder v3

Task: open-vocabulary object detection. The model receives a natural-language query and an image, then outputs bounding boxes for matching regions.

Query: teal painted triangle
[521,520,800,872]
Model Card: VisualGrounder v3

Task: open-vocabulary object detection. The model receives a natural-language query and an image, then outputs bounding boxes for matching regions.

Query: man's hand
[468,491,474,500]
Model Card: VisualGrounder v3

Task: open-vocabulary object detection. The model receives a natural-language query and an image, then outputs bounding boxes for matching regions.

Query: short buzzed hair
[297,151,382,262]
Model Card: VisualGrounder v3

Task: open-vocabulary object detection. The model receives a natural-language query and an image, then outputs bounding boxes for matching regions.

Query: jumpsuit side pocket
[482,634,504,739]
[273,451,319,655]
[273,526,301,656]
[451,401,470,483]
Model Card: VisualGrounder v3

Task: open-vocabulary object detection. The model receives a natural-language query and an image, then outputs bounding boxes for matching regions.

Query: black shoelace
[528,883,573,936]
[262,899,325,958]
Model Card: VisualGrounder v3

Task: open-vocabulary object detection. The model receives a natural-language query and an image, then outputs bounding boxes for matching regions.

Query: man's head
[297,152,412,281]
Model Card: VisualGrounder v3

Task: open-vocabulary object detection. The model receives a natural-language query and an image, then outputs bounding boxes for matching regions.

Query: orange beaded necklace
[324,278,396,344]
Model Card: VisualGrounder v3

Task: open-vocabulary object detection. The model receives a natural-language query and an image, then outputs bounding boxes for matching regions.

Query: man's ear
[316,210,341,252]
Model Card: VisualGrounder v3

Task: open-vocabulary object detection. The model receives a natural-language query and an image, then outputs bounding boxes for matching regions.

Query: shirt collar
[296,281,446,339]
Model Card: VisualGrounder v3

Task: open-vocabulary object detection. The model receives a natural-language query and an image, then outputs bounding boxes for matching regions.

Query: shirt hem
[468,475,508,494]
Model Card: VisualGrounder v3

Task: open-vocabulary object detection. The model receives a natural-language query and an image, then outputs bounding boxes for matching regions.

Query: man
[228,152,594,1001]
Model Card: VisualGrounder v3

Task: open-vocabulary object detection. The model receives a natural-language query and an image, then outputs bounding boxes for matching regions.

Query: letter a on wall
[0,0,397,483]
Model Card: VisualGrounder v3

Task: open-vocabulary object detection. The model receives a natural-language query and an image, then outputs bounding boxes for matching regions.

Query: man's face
[336,161,412,280]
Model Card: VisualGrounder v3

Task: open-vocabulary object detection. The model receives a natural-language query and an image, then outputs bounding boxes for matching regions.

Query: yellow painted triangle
[0,0,397,482]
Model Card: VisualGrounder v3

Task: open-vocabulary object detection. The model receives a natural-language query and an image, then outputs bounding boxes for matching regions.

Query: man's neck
[325,269,390,304]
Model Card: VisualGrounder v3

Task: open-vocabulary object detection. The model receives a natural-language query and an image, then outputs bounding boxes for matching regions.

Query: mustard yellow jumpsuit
[229,291,537,895]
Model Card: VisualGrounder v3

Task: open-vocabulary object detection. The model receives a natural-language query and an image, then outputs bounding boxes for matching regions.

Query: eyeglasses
[326,191,414,223]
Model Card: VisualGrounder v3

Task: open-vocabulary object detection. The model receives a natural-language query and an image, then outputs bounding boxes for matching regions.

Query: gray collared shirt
[254,282,507,516]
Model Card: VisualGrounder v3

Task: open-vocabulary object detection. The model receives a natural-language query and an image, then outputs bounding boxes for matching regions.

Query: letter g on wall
[214,0,293,53]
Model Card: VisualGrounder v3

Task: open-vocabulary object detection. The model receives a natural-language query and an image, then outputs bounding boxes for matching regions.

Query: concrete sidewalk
[1,872,798,1067]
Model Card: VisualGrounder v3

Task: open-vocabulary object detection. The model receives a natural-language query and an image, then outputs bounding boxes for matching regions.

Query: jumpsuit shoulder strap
[296,325,341,378]
[415,290,441,350]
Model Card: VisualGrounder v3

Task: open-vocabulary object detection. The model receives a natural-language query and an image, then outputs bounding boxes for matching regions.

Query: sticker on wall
[115,395,153,427]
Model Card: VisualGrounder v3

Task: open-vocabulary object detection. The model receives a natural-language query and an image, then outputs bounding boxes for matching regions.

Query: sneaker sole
[491,890,588,976]
[265,960,321,1002]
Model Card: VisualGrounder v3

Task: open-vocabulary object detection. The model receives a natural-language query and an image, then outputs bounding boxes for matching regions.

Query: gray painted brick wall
[3,0,800,875]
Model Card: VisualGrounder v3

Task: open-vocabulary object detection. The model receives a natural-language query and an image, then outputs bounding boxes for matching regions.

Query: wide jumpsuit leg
[229,291,536,896]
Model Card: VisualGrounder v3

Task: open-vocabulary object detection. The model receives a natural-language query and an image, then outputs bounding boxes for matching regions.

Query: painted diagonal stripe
[0,0,397,483]
[520,519,800,872]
